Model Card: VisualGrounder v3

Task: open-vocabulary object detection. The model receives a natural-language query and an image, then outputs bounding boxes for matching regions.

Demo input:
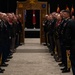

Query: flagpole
[48,3,50,14]
[16,9,18,15]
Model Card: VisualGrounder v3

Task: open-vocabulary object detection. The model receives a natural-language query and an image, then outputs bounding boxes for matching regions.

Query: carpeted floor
[1,38,73,75]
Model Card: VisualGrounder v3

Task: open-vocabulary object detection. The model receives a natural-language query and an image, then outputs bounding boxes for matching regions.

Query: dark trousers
[47,33,51,45]
[19,33,21,45]
[11,37,16,51]
[55,39,61,57]
[2,43,10,64]
[60,39,67,69]
[70,55,75,75]
[44,32,47,45]
[49,35,55,53]
[0,46,3,65]
[15,34,19,47]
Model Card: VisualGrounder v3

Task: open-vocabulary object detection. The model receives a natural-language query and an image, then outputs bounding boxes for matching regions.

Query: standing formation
[0,12,22,73]
[43,10,75,75]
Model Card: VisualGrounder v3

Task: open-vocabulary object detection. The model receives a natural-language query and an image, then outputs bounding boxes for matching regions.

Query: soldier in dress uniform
[16,14,22,46]
[0,12,5,73]
[13,14,19,48]
[47,14,55,54]
[50,12,57,56]
[65,16,75,75]
[54,14,62,62]
[43,14,49,45]
[7,13,16,53]
[2,13,13,58]
[47,14,53,48]
[59,10,71,73]
[12,14,18,51]
[0,13,11,66]
[58,10,66,67]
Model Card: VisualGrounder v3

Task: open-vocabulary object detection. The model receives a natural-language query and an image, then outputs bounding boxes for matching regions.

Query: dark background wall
[0,0,75,14]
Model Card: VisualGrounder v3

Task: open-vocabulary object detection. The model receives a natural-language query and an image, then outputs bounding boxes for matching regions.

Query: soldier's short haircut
[63,10,70,15]
[60,10,65,12]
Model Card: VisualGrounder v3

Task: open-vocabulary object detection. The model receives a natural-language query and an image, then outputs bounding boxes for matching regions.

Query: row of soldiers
[0,12,22,73]
[43,10,75,75]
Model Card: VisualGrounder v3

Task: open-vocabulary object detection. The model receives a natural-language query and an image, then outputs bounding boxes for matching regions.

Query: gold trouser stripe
[0,53,2,65]
[66,50,71,69]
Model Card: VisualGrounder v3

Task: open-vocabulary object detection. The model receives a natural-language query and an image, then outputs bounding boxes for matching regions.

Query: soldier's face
[63,12,69,19]
[72,16,75,20]
[60,12,64,18]
[49,15,53,20]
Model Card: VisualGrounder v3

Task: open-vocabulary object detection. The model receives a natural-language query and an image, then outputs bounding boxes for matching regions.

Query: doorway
[24,10,40,39]
[17,1,47,44]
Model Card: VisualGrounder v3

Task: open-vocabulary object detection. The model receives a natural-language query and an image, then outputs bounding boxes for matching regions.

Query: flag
[32,10,36,25]
[48,3,50,14]
[71,5,74,15]
[57,5,60,13]
[66,5,69,11]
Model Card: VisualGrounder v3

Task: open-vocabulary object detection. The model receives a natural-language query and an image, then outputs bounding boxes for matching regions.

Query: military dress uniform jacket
[58,19,66,38]
[48,19,56,36]
[65,19,75,55]
[59,19,70,40]
[43,19,48,33]
[0,19,4,48]
[17,20,22,33]
[0,19,10,52]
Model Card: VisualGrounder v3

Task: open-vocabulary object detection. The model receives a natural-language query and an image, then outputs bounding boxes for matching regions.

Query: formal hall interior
[0,0,75,75]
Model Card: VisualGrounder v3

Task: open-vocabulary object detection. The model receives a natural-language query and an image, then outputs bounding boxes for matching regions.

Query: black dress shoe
[51,52,54,56]
[19,44,22,46]
[60,67,66,70]
[58,63,63,65]
[8,56,13,59]
[1,63,8,67]
[44,44,47,46]
[56,59,61,62]
[5,59,10,62]
[9,53,13,56]
[0,70,3,73]
[55,56,61,62]
[58,63,64,67]
[62,68,70,73]
[43,43,47,46]
[0,68,5,73]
